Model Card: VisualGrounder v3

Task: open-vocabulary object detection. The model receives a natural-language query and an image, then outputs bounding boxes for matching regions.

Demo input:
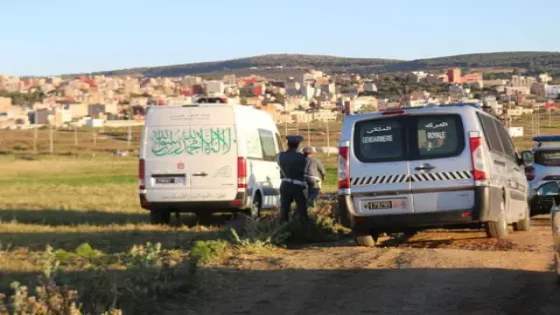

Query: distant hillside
[89,51,560,78]
[92,54,401,78]
[386,52,560,73]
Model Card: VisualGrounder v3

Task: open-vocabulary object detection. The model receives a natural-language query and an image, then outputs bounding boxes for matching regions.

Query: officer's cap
[286,135,304,143]
[302,147,313,154]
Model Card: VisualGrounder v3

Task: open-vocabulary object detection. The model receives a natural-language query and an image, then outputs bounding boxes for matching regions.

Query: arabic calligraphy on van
[425,122,448,129]
[365,126,392,134]
[150,127,233,156]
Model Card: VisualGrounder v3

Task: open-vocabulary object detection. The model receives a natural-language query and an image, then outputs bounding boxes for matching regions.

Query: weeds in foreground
[0,240,205,315]
[189,240,229,266]
[0,201,342,314]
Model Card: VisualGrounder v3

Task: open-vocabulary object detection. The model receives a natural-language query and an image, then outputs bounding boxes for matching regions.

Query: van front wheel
[150,210,171,225]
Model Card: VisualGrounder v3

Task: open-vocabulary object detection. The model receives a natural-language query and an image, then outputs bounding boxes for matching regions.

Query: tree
[239,96,248,105]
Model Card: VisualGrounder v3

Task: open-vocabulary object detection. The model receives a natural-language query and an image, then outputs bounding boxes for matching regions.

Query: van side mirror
[536,181,560,197]
[520,150,533,166]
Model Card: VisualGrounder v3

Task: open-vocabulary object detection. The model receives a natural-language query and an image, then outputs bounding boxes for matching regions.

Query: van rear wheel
[354,231,375,247]
[485,200,509,238]
[513,204,531,232]
[150,210,170,225]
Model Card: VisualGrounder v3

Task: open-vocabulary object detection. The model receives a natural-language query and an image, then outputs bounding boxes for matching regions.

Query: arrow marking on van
[150,127,232,156]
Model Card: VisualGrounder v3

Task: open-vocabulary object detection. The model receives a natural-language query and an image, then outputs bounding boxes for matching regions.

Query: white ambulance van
[138,98,283,224]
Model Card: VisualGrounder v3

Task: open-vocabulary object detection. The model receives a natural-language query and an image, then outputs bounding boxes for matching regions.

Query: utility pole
[33,127,37,154]
[307,121,311,147]
[326,120,330,157]
[127,126,132,150]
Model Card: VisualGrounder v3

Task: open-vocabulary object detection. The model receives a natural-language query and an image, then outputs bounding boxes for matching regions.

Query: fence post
[74,127,78,146]
[326,121,330,157]
[49,126,54,154]
[33,127,38,154]
[127,126,132,150]
[307,121,311,147]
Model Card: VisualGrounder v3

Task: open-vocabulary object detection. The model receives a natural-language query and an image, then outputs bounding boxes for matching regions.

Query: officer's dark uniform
[276,135,309,223]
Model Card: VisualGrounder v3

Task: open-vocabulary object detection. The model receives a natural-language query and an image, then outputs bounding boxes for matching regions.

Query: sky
[1,0,559,76]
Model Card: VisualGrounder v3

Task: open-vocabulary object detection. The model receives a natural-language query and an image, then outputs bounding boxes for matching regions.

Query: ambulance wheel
[251,193,262,219]
[150,210,170,225]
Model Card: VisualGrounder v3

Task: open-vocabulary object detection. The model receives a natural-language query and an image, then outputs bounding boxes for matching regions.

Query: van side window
[414,115,464,159]
[478,113,505,154]
[246,130,264,159]
[495,122,516,159]
[258,129,278,161]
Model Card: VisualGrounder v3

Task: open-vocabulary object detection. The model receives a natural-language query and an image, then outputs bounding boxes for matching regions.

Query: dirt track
[198,216,559,315]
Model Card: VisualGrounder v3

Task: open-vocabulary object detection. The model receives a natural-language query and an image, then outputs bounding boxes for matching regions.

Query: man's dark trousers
[279,181,309,223]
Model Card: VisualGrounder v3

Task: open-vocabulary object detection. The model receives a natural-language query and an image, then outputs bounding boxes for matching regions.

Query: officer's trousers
[279,181,308,223]
[308,188,320,207]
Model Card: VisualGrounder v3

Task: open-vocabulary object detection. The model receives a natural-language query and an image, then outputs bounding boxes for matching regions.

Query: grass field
[0,152,340,313]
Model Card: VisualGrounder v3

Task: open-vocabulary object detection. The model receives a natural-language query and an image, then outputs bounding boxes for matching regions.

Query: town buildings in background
[0,66,559,128]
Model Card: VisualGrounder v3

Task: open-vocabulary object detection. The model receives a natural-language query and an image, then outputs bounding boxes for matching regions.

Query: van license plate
[364,201,392,210]
[156,177,179,184]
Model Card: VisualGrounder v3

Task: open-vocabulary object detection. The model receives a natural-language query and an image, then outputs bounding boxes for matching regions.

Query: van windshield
[353,114,464,162]
[534,150,560,166]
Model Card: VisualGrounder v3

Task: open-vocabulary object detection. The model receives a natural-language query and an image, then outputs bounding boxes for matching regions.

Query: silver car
[533,181,560,283]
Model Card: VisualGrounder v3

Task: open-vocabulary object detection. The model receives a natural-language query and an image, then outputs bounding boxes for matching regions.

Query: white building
[301,84,315,99]
[364,82,378,92]
[511,75,536,89]
[204,81,224,95]
[545,85,560,99]
[483,96,503,115]
[539,73,552,83]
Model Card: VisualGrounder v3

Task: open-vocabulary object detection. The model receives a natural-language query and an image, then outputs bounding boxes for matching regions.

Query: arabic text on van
[150,127,233,156]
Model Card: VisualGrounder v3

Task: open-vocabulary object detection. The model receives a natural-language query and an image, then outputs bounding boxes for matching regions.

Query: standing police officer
[302,147,326,207]
[276,135,309,223]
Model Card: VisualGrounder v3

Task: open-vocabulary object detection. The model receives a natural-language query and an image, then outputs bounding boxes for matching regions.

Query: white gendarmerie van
[139,98,283,224]
[336,103,530,247]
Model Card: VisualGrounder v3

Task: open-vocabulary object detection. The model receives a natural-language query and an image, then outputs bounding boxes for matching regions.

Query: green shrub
[229,216,290,250]
[189,240,228,266]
